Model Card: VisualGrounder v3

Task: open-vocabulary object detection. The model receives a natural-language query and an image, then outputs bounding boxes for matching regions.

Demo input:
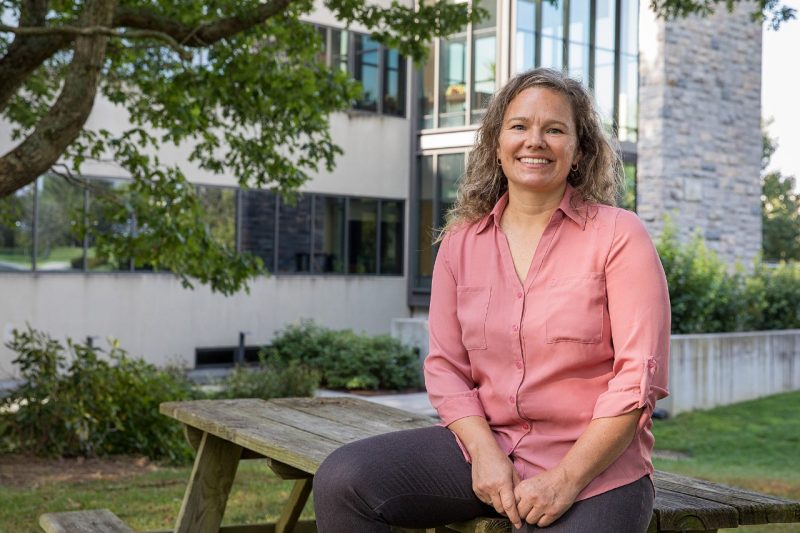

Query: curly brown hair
[439,68,623,239]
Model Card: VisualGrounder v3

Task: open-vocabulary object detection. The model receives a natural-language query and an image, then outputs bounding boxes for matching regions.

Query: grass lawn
[1,391,798,532]
[652,390,800,532]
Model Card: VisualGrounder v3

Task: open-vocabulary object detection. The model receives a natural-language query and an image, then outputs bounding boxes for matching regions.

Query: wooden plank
[243,398,434,447]
[143,519,318,533]
[654,470,800,525]
[271,397,436,434]
[266,458,313,480]
[444,517,511,532]
[653,487,738,531]
[161,399,345,473]
[39,509,134,533]
[174,432,242,533]
[275,478,313,533]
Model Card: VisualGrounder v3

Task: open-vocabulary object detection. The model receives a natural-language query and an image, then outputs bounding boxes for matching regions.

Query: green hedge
[0,326,197,463]
[264,320,422,391]
[657,224,800,334]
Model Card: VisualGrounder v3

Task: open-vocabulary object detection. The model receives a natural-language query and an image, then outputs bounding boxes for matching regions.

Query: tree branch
[112,0,292,47]
[0,0,117,197]
[0,23,192,60]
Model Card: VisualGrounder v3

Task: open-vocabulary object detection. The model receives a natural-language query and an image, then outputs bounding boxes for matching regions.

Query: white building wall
[0,274,410,376]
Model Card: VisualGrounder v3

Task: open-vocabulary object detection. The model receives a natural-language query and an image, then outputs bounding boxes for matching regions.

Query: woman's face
[496,87,580,198]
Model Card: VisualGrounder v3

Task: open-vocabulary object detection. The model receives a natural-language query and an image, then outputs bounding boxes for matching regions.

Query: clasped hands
[471,449,580,530]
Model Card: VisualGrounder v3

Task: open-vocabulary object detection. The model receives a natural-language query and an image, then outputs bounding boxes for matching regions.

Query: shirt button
[515,360,523,369]
[522,423,530,431]
[512,324,519,331]
[508,395,515,404]
[516,292,523,299]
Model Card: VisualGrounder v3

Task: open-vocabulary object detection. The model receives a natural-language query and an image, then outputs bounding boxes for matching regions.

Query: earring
[497,158,503,166]
[571,163,579,172]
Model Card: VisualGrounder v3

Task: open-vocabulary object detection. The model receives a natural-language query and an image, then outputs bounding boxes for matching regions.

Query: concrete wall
[637,3,763,266]
[392,319,800,415]
[662,330,800,415]
[0,274,410,377]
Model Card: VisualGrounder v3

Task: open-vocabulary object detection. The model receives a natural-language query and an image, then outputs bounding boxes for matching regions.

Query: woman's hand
[513,466,581,527]
[470,445,522,528]
[446,416,523,529]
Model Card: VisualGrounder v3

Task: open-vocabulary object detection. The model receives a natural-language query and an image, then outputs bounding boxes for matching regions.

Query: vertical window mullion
[613,0,622,136]
[82,183,89,271]
[378,45,385,115]
[465,1,474,125]
[310,194,316,274]
[563,0,570,69]
[588,0,596,90]
[433,38,440,129]
[376,200,383,275]
[235,188,242,254]
[344,197,351,274]
[273,195,280,275]
[31,177,39,271]
[535,0,542,66]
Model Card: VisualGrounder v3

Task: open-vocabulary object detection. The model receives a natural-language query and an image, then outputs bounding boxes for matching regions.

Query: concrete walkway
[316,389,437,418]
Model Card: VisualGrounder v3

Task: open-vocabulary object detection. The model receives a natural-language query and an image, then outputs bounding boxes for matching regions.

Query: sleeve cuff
[592,356,664,420]
[434,391,486,426]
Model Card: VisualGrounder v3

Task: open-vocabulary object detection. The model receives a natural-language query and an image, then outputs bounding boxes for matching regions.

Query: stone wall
[637,4,763,266]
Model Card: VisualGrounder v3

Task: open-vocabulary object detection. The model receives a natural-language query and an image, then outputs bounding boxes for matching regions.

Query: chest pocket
[545,274,605,344]
[456,286,491,350]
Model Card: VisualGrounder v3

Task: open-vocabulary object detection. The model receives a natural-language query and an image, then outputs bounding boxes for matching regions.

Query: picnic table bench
[157,397,800,533]
[40,396,800,533]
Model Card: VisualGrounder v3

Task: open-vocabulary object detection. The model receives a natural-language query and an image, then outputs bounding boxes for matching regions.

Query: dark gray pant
[313,426,654,532]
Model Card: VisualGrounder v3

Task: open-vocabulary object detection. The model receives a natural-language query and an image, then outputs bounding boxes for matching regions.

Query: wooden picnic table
[157,397,800,533]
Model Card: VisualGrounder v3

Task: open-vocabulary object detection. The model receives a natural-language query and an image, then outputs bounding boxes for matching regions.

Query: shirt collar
[475,184,587,234]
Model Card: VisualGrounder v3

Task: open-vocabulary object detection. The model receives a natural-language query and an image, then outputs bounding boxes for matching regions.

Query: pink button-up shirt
[424,185,671,501]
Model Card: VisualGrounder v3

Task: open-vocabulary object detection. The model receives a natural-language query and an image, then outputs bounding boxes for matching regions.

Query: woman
[313,68,670,532]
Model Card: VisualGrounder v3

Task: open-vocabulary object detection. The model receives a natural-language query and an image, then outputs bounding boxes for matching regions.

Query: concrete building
[0,1,762,375]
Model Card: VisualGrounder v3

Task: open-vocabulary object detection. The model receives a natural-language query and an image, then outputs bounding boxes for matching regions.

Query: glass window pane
[240,189,276,272]
[0,183,34,271]
[417,156,434,288]
[354,34,380,112]
[383,48,406,116]
[36,175,84,271]
[331,29,348,73]
[277,195,312,273]
[312,196,345,273]
[347,198,378,274]
[595,0,616,51]
[540,0,564,69]
[380,200,404,275]
[196,185,236,249]
[568,0,591,82]
[438,153,465,228]
[439,31,467,127]
[594,48,615,129]
[619,0,639,142]
[419,51,436,129]
[515,0,536,74]
[471,1,497,124]
[86,178,133,272]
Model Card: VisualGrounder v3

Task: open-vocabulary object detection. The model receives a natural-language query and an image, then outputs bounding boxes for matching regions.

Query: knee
[313,443,371,503]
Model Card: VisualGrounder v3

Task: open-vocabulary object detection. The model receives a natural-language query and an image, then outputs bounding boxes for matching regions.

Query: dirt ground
[0,454,160,489]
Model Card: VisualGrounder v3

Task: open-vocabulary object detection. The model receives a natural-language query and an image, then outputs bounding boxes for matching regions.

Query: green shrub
[265,320,422,391]
[0,326,196,463]
[215,353,320,400]
[656,221,800,334]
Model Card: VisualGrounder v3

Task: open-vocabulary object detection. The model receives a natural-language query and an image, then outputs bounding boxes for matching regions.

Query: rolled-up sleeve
[424,232,486,425]
[592,210,671,422]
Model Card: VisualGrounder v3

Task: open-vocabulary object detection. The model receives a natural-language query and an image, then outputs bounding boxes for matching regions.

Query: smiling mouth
[518,157,551,164]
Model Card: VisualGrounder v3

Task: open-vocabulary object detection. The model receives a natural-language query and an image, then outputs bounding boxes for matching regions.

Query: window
[347,198,378,274]
[380,200,404,275]
[277,195,313,273]
[354,34,380,112]
[540,0,564,69]
[86,178,133,272]
[240,188,277,272]
[439,31,468,127]
[515,0,536,74]
[619,0,639,142]
[315,24,406,117]
[197,185,236,249]
[594,0,617,128]
[313,196,346,273]
[413,152,467,292]
[419,52,436,129]
[471,0,497,123]
[0,182,34,271]
[568,0,591,82]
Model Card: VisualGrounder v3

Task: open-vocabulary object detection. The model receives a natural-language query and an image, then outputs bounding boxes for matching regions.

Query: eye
[510,123,525,131]
[546,127,564,134]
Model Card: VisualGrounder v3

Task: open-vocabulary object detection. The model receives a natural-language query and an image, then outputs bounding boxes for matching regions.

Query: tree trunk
[0,0,117,198]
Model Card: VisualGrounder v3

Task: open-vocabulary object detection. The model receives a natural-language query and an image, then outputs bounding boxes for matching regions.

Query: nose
[524,129,546,149]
